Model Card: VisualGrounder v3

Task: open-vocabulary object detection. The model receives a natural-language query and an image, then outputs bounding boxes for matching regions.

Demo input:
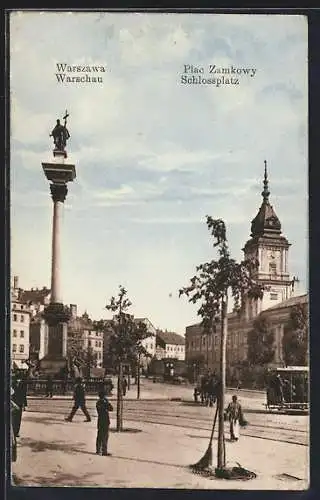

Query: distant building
[18,283,51,317]
[11,276,31,369]
[68,306,104,369]
[156,330,185,361]
[134,317,157,369]
[11,299,31,369]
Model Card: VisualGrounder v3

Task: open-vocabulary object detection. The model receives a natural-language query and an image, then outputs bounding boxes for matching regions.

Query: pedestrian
[274,374,284,404]
[45,375,54,398]
[96,389,113,456]
[193,387,199,403]
[122,376,128,396]
[12,377,28,438]
[225,395,243,442]
[65,377,91,422]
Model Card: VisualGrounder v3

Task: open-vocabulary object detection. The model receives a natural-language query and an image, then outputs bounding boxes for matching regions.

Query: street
[11,380,309,489]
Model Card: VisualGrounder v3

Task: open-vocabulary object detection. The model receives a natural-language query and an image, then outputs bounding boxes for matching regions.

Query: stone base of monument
[39,355,68,377]
[40,303,70,377]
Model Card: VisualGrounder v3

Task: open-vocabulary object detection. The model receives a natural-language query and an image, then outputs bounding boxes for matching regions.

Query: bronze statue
[50,110,70,151]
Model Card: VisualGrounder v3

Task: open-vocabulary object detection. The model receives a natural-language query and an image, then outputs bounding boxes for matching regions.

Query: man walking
[96,389,113,456]
[226,395,243,442]
[65,377,91,422]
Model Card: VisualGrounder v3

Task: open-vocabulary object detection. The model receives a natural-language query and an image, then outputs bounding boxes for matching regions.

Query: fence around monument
[25,378,114,396]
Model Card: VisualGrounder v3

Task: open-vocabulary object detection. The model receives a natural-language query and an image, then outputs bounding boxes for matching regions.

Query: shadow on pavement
[19,437,88,454]
[110,454,188,470]
[12,470,100,486]
[110,428,142,433]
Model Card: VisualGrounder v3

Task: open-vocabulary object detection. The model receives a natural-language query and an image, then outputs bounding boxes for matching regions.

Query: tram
[265,366,309,412]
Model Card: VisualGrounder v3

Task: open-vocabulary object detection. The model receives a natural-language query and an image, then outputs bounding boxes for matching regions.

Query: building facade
[68,307,104,369]
[156,330,185,361]
[185,165,306,376]
[11,298,31,369]
[11,276,32,369]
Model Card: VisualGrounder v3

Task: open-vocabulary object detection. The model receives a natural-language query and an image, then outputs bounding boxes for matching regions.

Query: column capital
[50,183,68,203]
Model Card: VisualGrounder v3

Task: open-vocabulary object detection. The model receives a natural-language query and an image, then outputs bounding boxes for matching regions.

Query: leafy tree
[282,303,308,366]
[67,333,97,378]
[179,217,263,472]
[105,286,150,431]
[247,316,275,366]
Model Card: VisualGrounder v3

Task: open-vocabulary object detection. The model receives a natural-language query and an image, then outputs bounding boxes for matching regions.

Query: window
[19,344,24,353]
[12,344,17,352]
[270,293,278,300]
[95,341,98,347]
[269,262,277,275]
[13,330,17,337]
[20,330,24,338]
[13,314,17,321]
[88,340,92,347]
[20,315,24,322]
[21,305,24,310]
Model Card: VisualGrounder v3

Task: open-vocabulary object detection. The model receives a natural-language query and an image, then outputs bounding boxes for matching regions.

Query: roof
[156,330,185,345]
[249,162,283,239]
[265,294,308,312]
[19,287,50,305]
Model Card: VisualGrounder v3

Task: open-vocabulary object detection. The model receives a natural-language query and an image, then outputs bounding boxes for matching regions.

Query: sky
[10,12,308,334]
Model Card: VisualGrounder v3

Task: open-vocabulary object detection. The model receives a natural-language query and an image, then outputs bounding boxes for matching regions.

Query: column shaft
[51,200,63,303]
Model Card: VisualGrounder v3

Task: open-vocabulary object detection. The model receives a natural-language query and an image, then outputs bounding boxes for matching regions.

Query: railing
[25,378,114,396]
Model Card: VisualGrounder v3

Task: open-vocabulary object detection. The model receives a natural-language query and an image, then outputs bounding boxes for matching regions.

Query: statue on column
[50,110,70,151]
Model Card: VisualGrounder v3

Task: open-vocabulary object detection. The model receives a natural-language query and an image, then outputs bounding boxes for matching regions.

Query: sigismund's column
[40,111,76,374]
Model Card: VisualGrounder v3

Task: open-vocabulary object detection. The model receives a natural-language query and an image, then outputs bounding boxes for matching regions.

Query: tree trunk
[217,296,228,470]
[116,362,123,431]
[137,355,141,400]
[127,370,130,391]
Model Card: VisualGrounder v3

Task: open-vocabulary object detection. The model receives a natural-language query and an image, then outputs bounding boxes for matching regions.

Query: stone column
[50,183,68,304]
[40,153,75,373]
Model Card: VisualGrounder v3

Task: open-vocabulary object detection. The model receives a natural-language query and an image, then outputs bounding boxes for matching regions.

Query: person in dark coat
[96,390,113,455]
[45,375,54,398]
[65,377,91,422]
[122,376,128,396]
[12,378,28,438]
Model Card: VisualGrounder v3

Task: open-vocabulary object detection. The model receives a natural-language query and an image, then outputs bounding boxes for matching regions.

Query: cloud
[10,12,308,331]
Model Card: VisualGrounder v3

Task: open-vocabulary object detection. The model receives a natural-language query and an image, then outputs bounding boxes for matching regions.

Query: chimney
[70,304,77,318]
[13,276,19,289]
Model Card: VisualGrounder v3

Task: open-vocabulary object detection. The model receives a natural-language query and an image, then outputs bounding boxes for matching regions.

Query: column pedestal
[39,303,70,375]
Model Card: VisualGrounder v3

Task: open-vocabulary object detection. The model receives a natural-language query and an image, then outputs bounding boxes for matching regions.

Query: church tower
[242,161,293,319]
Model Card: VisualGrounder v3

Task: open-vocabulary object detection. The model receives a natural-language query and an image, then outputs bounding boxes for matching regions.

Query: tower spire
[262,159,270,202]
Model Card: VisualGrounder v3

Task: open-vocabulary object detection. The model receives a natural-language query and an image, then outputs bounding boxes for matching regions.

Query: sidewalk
[12,411,308,489]
[26,380,265,402]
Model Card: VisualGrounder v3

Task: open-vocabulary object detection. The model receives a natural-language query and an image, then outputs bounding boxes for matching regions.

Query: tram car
[265,366,309,412]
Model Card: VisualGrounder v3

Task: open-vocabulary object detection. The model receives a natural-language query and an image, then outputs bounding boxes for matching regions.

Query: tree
[282,303,308,366]
[105,286,150,431]
[247,316,275,366]
[179,217,263,473]
[67,333,98,378]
